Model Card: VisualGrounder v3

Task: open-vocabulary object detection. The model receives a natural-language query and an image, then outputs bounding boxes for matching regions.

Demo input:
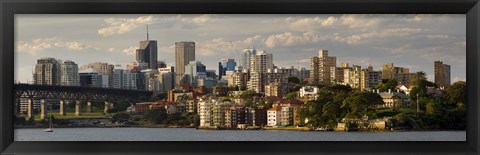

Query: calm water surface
[15,128,466,141]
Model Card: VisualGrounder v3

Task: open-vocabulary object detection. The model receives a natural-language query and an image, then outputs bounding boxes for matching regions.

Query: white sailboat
[44,115,53,132]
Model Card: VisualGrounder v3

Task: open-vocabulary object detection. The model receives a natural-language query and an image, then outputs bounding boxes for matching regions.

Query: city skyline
[15,14,466,83]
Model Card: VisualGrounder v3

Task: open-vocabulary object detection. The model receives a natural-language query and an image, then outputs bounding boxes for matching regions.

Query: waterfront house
[378,90,409,108]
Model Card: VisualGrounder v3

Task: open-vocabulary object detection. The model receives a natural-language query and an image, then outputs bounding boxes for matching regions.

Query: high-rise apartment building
[175,41,195,87]
[250,50,273,74]
[60,60,80,86]
[80,62,114,88]
[34,57,61,85]
[434,61,451,87]
[343,65,362,89]
[241,48,257,70]
[382,63,410,85]
[360,65,382,91]
[247,50,274,93]
[309,50,336,85]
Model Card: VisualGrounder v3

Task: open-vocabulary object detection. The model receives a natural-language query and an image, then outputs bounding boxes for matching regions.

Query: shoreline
[15,126,465,132]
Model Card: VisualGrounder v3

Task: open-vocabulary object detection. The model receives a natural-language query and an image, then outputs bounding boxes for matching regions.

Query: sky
[14,14,466,83]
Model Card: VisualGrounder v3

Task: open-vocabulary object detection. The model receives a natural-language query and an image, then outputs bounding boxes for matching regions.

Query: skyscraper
[309,50,336,85]
[34,57,61,85]
[135,27,158,70]
[247,50,273,93]
[241,48,257,70]
[184,61,207,87]
[250,50,273,74]
[175,41,195,87]
[218,58,236,80]
[434,61,451,87]
[60,60,80,86]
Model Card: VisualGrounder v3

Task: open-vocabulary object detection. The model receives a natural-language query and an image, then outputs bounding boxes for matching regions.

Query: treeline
[297,78,466,131]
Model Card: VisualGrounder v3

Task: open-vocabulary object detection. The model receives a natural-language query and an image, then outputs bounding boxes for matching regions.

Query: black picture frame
[1,0,479,154]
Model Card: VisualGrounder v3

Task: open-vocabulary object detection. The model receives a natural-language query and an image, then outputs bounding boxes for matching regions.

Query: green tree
[154,92,168,101]
[395,113,420,129]
[286,92,297,100]
[321,101,340,129]
[112,113,130,123]
[143,108,167,124]
[425,100,446,116]
[240,90,259,100]
[444,81,466,105]
[377,79,398,92]
[288,76,301,84]
[107,99,132,113]
[341,92,384,117]
[265,100,274,109]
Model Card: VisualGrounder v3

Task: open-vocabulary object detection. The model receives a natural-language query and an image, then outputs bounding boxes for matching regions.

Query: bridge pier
[75,100,81,116]
[40,99,47,120]
[59,100,66,115]
[87,101,92,113]
[27,98,34,118]
[104,101,109,113]
[15,98,21,114]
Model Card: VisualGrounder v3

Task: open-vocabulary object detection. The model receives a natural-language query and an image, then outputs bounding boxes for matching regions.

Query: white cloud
[425,35,449,40]
[122,46,137,56]
[264,32,326,48]
[339,14,382,29]
[108,48,115,52]
[98,15,154,37]
[335,28,422,45]
[455,41,466,47]
[16,37,92,54]
[285,16,338,28]
[194,35,264,56]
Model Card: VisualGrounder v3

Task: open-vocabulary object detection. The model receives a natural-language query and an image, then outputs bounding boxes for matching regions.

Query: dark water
[15,128,466,141]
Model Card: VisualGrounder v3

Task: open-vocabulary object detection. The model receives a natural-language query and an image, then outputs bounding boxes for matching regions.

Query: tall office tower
[158,66,175,92]
[184,61,207,87]
[434,61,451,87]
[218,58,237,80]
[360,65,383,91]
[60,60,80,86]
[250,50,273,74]
[80,62,114,88]
[309,50,336,85]
[241,48,257,70]
[34,57,61,85]
[206,70,218,79]
[135,26,158,69]
[113,66,138,90]
[175,41,195,87]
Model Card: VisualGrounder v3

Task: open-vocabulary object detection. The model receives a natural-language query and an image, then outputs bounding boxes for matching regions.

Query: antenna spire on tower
[146,25,149,40]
